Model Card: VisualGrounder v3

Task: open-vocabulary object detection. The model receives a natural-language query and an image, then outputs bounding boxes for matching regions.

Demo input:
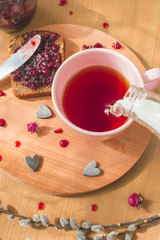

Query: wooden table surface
[0,0,160,240]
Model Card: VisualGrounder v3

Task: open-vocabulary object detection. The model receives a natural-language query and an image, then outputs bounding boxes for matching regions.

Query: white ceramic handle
[141,68,160,90]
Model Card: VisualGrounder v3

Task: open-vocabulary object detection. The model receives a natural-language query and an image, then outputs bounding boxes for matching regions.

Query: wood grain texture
[0,24,151,195]
[0,0,160,240]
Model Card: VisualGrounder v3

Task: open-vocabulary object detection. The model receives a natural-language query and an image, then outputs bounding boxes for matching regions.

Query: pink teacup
[52,49,160,141]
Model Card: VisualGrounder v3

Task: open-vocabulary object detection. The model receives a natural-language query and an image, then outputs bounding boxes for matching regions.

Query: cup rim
[52,48,144,137]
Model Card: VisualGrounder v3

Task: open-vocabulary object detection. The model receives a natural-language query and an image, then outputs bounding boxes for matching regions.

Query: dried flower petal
[60,217,69,227]
[125,232,133,240]
[82,43,103,50]
[128,224,137,232]
[0,90,6,97]
[76,233,86,240]
[107,231,118,240]
[94,234,106,239]
[19,218,31,227]
[70,218,79,230]
[91,225,104,232]
[40,214,49,226]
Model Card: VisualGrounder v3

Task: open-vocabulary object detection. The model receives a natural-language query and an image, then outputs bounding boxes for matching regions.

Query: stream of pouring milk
[115,98,160,135]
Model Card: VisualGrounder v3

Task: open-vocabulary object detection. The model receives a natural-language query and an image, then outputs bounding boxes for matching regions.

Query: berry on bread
[8,30,64,99]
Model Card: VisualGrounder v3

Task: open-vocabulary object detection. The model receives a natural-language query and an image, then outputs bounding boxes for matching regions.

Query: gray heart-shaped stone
[24,154,40,172]
[35,104,52,118]
[83,161,101,176]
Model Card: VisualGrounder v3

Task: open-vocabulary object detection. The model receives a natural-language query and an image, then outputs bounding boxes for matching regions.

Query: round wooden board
[0,24,151,196]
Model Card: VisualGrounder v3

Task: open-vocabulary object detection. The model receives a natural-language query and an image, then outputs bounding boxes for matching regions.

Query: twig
[1,204,160,240]
[103,213,160,228]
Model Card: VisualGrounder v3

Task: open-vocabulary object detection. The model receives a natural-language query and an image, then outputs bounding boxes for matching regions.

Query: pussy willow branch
[103,213,160,229]
[1,206,160,232]
[1,209,70,230]
[117,216,160,237]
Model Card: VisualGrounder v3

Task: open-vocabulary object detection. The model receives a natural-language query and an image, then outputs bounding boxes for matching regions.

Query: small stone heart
[24,154,40,172]
[35,104,52,119]
[83,161,101,176]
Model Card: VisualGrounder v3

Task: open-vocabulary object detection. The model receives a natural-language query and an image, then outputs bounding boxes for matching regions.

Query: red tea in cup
[52,49,159,140]
[62,65,130,132]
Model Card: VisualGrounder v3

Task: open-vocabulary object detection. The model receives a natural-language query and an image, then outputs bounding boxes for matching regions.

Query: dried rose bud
[128,192,143,210]
[27,122,38,134]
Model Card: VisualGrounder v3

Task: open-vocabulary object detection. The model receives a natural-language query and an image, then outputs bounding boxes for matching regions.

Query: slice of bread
[8,30,64,99]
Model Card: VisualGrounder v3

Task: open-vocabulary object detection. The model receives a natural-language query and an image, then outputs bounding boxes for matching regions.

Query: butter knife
[0,34,41,80]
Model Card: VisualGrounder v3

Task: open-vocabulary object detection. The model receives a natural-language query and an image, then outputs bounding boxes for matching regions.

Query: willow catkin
[128,224,137,232]
[82,221,92,229]
[7,214,14,220]
[94,234,106,240]
[60,217,69,227]
[19,218,31,227]
[91,225,104,232]
[70,218,80,230]
[125,232,133,240]
[40,214,49,227]
[76,233,86,240]
[107,231,118,240]
[33,214,42,226]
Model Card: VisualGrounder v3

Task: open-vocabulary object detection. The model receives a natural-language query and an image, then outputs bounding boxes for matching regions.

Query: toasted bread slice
[8,30,64,99]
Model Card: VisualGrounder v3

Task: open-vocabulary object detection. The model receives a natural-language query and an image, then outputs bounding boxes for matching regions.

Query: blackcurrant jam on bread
[8,30,64,99]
